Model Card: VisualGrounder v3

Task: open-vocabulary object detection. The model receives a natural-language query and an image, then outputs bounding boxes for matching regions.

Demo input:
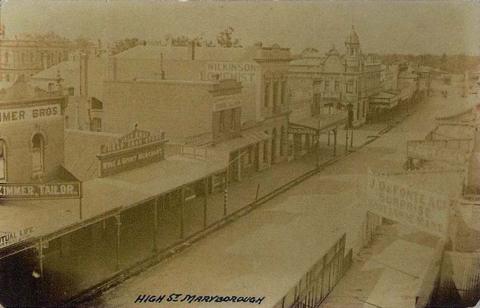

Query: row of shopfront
[0,121,337,306]
[0,167,231,306]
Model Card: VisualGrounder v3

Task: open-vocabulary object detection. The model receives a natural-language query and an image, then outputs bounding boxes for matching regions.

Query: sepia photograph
[0,0,479,307]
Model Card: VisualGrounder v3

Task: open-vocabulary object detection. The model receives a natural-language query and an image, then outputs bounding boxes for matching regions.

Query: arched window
[0,140,6,183]
[271,128,277,163]
[264,81,270,107]
[32,134,45,176]
[280,126,286,156]
[263,130,269,163]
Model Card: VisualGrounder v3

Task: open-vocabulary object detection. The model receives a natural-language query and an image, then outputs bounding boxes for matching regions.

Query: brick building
[0,32,71,88]
[288,27,383,128]
[0,76,68,183]
[111,43,292,165]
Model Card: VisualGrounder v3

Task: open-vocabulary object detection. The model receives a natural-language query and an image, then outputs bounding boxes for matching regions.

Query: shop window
[0,140,6,182]
[32,134,45,176]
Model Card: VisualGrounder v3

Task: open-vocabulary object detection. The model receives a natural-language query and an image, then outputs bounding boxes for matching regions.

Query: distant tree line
[381,53,480,73]
[109,27,242,55]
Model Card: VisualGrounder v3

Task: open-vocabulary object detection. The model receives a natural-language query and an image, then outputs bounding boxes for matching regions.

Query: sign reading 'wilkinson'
[0,104,61,124]
[205,62,258,84]
[0,183,81,200]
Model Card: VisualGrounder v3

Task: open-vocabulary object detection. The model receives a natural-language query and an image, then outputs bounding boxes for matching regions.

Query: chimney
[160,52,165,80]
[191,40,195,60]
[79,52,89,96]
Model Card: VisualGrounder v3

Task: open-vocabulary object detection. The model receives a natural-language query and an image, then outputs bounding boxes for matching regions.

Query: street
[84,77,471,308]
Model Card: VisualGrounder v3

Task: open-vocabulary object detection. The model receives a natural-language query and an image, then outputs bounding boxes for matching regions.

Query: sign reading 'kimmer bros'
[0,183,81,200]
[0,103,62,125]
[366,171,453,238]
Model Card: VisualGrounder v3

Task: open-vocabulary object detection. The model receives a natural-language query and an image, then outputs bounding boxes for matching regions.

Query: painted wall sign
[0,182,81,200]
[205,62,258,84]
[97,128,167,177]
[0,227,34,248]
[0,103,62,125]
[407,139,471,165]
[366,171,453,238]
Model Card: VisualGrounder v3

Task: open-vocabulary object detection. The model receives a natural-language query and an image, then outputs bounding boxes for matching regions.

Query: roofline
[0,96,66,109]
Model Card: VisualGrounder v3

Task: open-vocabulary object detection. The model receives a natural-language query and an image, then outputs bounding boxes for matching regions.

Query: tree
[217,27,241,48]
[111,38,146,55]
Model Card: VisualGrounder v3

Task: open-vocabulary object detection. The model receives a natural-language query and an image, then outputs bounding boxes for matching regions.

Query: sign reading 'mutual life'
[366,171,452,238]
[97,128,167,177]
[0,182,81,200]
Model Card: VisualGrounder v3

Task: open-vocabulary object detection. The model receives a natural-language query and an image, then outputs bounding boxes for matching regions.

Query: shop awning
[212,130,270,154]
[289,112,347,135]
[370,91,399,109]
[0,155,227,251]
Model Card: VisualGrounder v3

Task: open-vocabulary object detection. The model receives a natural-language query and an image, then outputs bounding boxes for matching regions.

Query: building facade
[288,27,383,128]
[111,43,292,165]
[0,33,71,87]
[0,76,67,183]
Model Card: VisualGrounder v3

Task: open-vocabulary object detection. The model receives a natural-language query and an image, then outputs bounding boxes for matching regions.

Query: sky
[1,0,479,55]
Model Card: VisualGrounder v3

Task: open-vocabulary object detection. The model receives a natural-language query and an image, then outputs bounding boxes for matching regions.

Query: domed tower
[345,25,360,57]
[345,26,362,72]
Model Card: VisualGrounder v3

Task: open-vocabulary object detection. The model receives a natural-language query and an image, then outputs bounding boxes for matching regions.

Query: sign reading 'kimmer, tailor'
[0,104,61,124]
[366,171,452,238]
[0,183,81,200]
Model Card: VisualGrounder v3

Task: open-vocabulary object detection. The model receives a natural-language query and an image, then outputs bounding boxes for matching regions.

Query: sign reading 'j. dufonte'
[0,183,81,200]
[366,171,453,238]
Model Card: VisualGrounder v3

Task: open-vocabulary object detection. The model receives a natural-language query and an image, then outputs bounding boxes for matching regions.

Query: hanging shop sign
[0,182,81,200]
[366,171,454,238]
[407,139,471,165]
[97,128,167,177]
